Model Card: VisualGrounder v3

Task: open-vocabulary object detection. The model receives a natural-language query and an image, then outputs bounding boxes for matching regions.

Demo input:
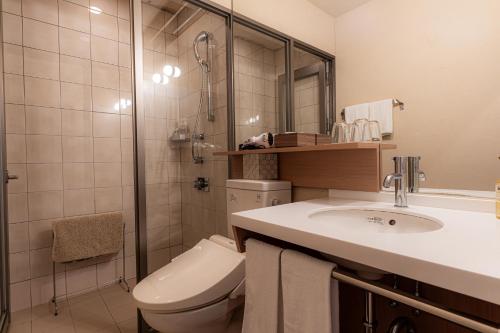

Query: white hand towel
[242,239,283,333]
[369,99,393,135]
[344,103,370,124]
[281,250,338,333]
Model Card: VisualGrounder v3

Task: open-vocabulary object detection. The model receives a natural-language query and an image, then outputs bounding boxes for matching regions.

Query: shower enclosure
[130,0,333,331]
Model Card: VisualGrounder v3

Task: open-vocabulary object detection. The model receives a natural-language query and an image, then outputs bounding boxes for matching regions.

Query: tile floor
[7,280,137,333]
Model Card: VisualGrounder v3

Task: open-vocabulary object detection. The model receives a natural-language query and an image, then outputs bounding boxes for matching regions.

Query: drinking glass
[351,118,371,142]
[368,120,382,141]
[331,122,352,143]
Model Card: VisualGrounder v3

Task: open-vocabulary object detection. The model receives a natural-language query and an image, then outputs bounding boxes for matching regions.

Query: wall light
[152,73,162,84]
[89,6,102,14]
[173,66,181,78]
[163,65,173,77]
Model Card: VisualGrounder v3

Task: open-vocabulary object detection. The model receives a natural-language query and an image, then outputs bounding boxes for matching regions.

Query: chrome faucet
[407,156,426,193]
[383,156,409,208]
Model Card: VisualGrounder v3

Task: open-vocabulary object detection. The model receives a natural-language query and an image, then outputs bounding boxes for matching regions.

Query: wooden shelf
[213,142,396,156]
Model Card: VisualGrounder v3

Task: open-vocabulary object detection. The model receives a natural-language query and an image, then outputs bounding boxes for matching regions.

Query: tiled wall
[2,0,136,312]
[293,49,322,133]
[234,37,277,145]
[177,13,229,249]
[140,3,183,274]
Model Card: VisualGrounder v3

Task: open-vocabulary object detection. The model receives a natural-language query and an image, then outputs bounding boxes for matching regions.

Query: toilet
[133,179,291,333]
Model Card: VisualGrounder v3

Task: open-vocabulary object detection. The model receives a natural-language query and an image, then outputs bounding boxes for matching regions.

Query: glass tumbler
[351,118,371,142]
[368,120,382,141]
[331,122,352,143]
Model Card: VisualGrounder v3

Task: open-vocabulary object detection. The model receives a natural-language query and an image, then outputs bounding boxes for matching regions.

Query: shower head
[193,31,211,70]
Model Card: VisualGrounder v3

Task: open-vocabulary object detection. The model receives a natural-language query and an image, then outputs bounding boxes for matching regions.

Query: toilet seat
[133,238,245,313]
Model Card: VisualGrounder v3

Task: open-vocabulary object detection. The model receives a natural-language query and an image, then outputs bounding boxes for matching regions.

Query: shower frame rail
[332,269,500,333]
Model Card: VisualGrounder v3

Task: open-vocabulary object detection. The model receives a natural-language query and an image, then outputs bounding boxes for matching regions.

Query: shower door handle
[4,171,18,184]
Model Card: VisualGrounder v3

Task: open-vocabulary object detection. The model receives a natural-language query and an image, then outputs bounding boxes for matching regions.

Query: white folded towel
[344,102,370,124]
[242,239,283,333]
[369,99,393,135]
[281,250,338,333]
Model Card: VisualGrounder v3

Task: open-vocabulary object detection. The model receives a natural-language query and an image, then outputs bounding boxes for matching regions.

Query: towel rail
[340,98,404,121]
[331,269,500,333]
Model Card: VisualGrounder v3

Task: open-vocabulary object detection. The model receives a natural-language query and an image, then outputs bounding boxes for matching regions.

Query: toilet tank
[226,179,291,239]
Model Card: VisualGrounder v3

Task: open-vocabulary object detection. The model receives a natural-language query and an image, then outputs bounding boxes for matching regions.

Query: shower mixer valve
[193,177,209,192]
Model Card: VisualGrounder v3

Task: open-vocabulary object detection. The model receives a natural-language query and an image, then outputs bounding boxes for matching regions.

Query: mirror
[334,1,500,192]
[233,22,286,145]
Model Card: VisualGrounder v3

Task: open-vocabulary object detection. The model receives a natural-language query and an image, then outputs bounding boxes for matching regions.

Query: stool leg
[52,262,58,316]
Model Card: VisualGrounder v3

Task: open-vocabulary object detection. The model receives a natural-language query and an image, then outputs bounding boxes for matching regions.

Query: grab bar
[331,269,500,333]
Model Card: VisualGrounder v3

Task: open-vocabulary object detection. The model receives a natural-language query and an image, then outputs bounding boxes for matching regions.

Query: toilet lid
[133,239,245,312]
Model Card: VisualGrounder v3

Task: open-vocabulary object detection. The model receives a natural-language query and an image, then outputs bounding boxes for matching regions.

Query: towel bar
[331,269,500,333]
[51,223,129,316]
[340,98,404,121]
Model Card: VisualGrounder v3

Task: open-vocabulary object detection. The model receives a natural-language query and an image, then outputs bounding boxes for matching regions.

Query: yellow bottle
[497,179,500,219]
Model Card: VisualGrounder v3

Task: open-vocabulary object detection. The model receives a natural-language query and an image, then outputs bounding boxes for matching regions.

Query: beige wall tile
[91,12,118,40]
[141,3,164,30]
[6,134,26,163]
[25,106,61,135]
[5,104,25,134]
[119,91,132,114]
[30,273,66,307]
[59,28,91,59]
[23,18,58,53]
[59,0,90,33]
[91,35,118,65]
[118,18,130,44]
[120,115,132,139]
[24,47,60,80]
[28,191,63,221]
[2,0,22,15]
[93,137,121,162]
[92,87,119,113]
[22,0,58,25]
[61,82,92,111]
[90,0,117,16]
[26,135,62,163]
[27,164,63,192]
[60,55,92,84]
[118,43,130,68]
[7,193,28,224]
[6,163,27,194]
[117,0,129,20]
[94,187,122,212]
[65,0,89,5]
[25,77,60,108]
[66,265,97,295]
[30,247,64,278]
[8,222,29,253]
[10,281,31,312]
[94,163,121,187]
[93,112,120,137]
[92,61,119,89]
[29,220,54,250]
[9,252,30,283]
[63,163,94,189]
[64,188,95,216]
[4,73,24,104]
[62,136,94,162]
[119,67,131,92]
[2,13,22,45]
[3,43,23,74]
[62,109,93,136]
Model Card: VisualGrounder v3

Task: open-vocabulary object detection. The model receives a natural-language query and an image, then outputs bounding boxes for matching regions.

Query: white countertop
[231,197,500,305]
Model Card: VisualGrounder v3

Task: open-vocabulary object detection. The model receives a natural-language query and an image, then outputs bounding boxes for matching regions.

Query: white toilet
[133,179,291,333]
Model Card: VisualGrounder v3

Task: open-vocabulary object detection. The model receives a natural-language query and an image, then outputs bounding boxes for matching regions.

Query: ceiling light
[152,73,162,84]
[163,65,173,77]
[173,66,181,78]
[89,6,102,14]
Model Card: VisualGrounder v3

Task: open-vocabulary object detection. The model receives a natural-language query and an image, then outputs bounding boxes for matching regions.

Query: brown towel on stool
[52,212,123,263]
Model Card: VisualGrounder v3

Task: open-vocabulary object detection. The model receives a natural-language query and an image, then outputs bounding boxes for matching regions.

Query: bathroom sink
[308,207,443,234]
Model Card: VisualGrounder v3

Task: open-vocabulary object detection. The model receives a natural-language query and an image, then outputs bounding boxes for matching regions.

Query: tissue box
[243,154,278,180]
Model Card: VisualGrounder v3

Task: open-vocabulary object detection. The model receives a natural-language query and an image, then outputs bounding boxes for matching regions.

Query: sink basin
[308,207,443,234]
